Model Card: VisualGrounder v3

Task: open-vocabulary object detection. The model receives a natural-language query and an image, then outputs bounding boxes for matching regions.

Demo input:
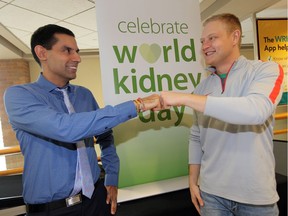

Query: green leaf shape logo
[139,43,161,64]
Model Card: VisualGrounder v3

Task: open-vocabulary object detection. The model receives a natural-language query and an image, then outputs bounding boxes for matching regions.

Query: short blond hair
[204,13,242,47]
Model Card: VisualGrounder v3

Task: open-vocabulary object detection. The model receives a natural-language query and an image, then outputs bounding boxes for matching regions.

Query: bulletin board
[256,18,288,105]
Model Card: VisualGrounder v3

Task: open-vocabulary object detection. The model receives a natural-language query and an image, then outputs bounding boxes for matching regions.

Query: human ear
[34,45,47,61]
[232,30,241,45]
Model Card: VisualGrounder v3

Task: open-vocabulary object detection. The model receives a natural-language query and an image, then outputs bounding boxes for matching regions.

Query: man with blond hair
[160,13,283,216]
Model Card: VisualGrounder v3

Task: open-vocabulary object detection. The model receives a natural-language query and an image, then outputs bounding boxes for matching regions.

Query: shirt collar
[36,73,74,93]
[205,55,245,75]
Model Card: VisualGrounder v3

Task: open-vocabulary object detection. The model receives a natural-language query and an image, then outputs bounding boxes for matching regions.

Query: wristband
[133,98,145,112]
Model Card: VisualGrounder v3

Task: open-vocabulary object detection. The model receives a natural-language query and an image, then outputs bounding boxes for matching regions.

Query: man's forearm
[189,164,201,187]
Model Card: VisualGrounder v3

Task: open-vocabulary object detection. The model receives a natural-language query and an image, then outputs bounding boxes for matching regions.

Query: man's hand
[159,91,207,113]
[134,94,161,112]
[189,164,203,215]
[189,184,204,215]
[106,185,118,215]
[159,91,186,109]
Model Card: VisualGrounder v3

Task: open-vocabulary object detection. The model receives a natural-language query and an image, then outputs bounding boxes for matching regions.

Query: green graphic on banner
[139,43,161,63]
[95,0,203,189]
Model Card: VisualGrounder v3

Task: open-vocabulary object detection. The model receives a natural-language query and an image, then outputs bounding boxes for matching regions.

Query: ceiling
[0,0,287,60]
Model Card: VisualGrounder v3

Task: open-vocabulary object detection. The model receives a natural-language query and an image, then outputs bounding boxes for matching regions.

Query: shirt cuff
[104,173,119,186]
[114,100,138,121]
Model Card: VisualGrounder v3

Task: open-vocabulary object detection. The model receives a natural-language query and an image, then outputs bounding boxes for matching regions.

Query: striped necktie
[57,87,95,198]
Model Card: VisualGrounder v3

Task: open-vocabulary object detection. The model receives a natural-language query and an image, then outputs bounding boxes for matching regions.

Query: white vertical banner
[95,0,204,192]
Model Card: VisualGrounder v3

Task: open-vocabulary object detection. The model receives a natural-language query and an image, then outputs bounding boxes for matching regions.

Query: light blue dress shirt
[4,74,137,204]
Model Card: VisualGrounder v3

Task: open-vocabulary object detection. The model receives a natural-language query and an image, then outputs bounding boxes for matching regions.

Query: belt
[26,179,101,213]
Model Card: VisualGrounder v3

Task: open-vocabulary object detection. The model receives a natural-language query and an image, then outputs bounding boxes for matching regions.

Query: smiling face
[200,20,241,73]
[36,33,81,87]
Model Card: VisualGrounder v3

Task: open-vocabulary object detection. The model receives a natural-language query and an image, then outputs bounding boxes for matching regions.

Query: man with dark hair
[160,13,283,216]
[30,24,75,65]
[4,24,160,216]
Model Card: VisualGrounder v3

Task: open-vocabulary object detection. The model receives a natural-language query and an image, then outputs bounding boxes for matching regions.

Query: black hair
[30,24,75,65]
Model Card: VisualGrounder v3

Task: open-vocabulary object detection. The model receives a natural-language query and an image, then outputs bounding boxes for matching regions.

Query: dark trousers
[27,179,112,216]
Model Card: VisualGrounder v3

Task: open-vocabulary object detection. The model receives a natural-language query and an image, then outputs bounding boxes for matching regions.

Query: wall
[0,59,30,169]
[240,46,255,60]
